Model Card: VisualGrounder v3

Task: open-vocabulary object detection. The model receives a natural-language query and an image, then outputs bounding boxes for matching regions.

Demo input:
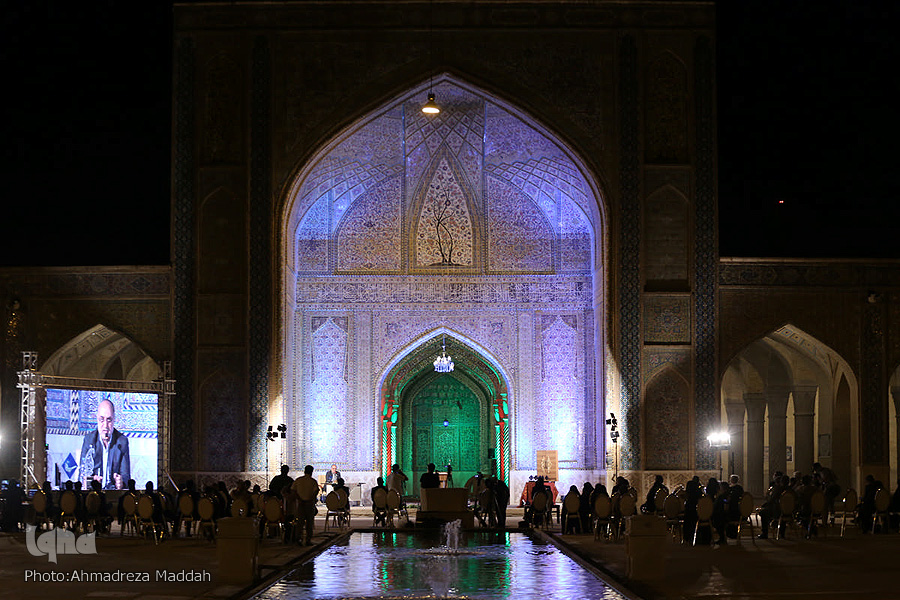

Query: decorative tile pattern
[200,369,243,471]
[248,36,271,471]
[295,197,330,272]
[862,303,885,465]
[645,51,688,164]
[172,37,196,472]
[693,36,717,471]
[308,318,350,463]
[643,348,692,383]
[487,176,553,272]
[617,35,641,471]
[538,316,584,462]
[336,176,402,271]
[644,370,690,469]
[559,200,592,272]
[644,295,691,343]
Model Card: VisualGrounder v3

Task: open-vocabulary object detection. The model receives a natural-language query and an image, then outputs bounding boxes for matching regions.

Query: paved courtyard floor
[1,506,897,600]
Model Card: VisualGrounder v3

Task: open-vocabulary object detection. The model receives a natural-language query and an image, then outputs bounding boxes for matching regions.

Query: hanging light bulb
[422,92,440,114]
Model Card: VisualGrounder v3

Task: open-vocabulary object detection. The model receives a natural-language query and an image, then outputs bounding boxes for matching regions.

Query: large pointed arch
[278,74,609,491]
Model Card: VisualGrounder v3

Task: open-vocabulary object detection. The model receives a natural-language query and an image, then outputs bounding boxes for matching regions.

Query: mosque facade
[1,1,899,501]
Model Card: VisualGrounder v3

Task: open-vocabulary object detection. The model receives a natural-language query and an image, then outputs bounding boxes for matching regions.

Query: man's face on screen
[97,401,114,444]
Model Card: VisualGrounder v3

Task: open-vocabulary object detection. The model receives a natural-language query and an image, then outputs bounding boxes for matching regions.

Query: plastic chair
[593,495,612,541]
[663,493,684,543]
[654,488,668,516]
[837,488,858,537]
[693,495,714,545]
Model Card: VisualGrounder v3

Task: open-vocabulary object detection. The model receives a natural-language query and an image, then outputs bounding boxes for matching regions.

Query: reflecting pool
[255,531,628,600]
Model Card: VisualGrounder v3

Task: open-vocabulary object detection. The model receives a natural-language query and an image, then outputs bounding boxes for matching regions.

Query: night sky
[1,1,897,267]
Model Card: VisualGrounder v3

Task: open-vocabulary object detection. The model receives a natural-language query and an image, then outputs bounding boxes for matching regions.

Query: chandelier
[433,335,454,372]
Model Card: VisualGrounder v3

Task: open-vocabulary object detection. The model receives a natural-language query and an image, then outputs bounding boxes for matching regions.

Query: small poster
[537,450,558,481]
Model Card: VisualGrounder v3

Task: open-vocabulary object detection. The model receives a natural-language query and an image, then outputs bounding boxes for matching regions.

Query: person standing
[386,464,408,496]
[291,465,320,545]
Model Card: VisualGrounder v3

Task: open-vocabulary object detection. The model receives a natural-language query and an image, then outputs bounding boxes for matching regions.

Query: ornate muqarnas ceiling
[288,77,597,277]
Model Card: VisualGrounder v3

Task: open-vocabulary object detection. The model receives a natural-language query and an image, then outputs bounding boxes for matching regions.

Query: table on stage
[519,481,559,506]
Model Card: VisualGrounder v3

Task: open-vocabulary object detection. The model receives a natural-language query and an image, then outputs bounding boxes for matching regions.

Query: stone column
[766,387,791,479]
[792,386,818,474]
[724,401,746,484]
[744,392,767,498]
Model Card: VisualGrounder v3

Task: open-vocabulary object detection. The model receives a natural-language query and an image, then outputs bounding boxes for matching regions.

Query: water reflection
[255,531,626,600]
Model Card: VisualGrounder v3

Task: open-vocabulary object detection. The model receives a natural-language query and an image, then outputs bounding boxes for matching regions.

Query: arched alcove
[42,324,161,381]
[278,75,609,490]
[719,323,860,496]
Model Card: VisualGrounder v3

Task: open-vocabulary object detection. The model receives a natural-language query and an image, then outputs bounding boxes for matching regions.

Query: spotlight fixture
[706,431,731,449]
[422,92,440,114]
